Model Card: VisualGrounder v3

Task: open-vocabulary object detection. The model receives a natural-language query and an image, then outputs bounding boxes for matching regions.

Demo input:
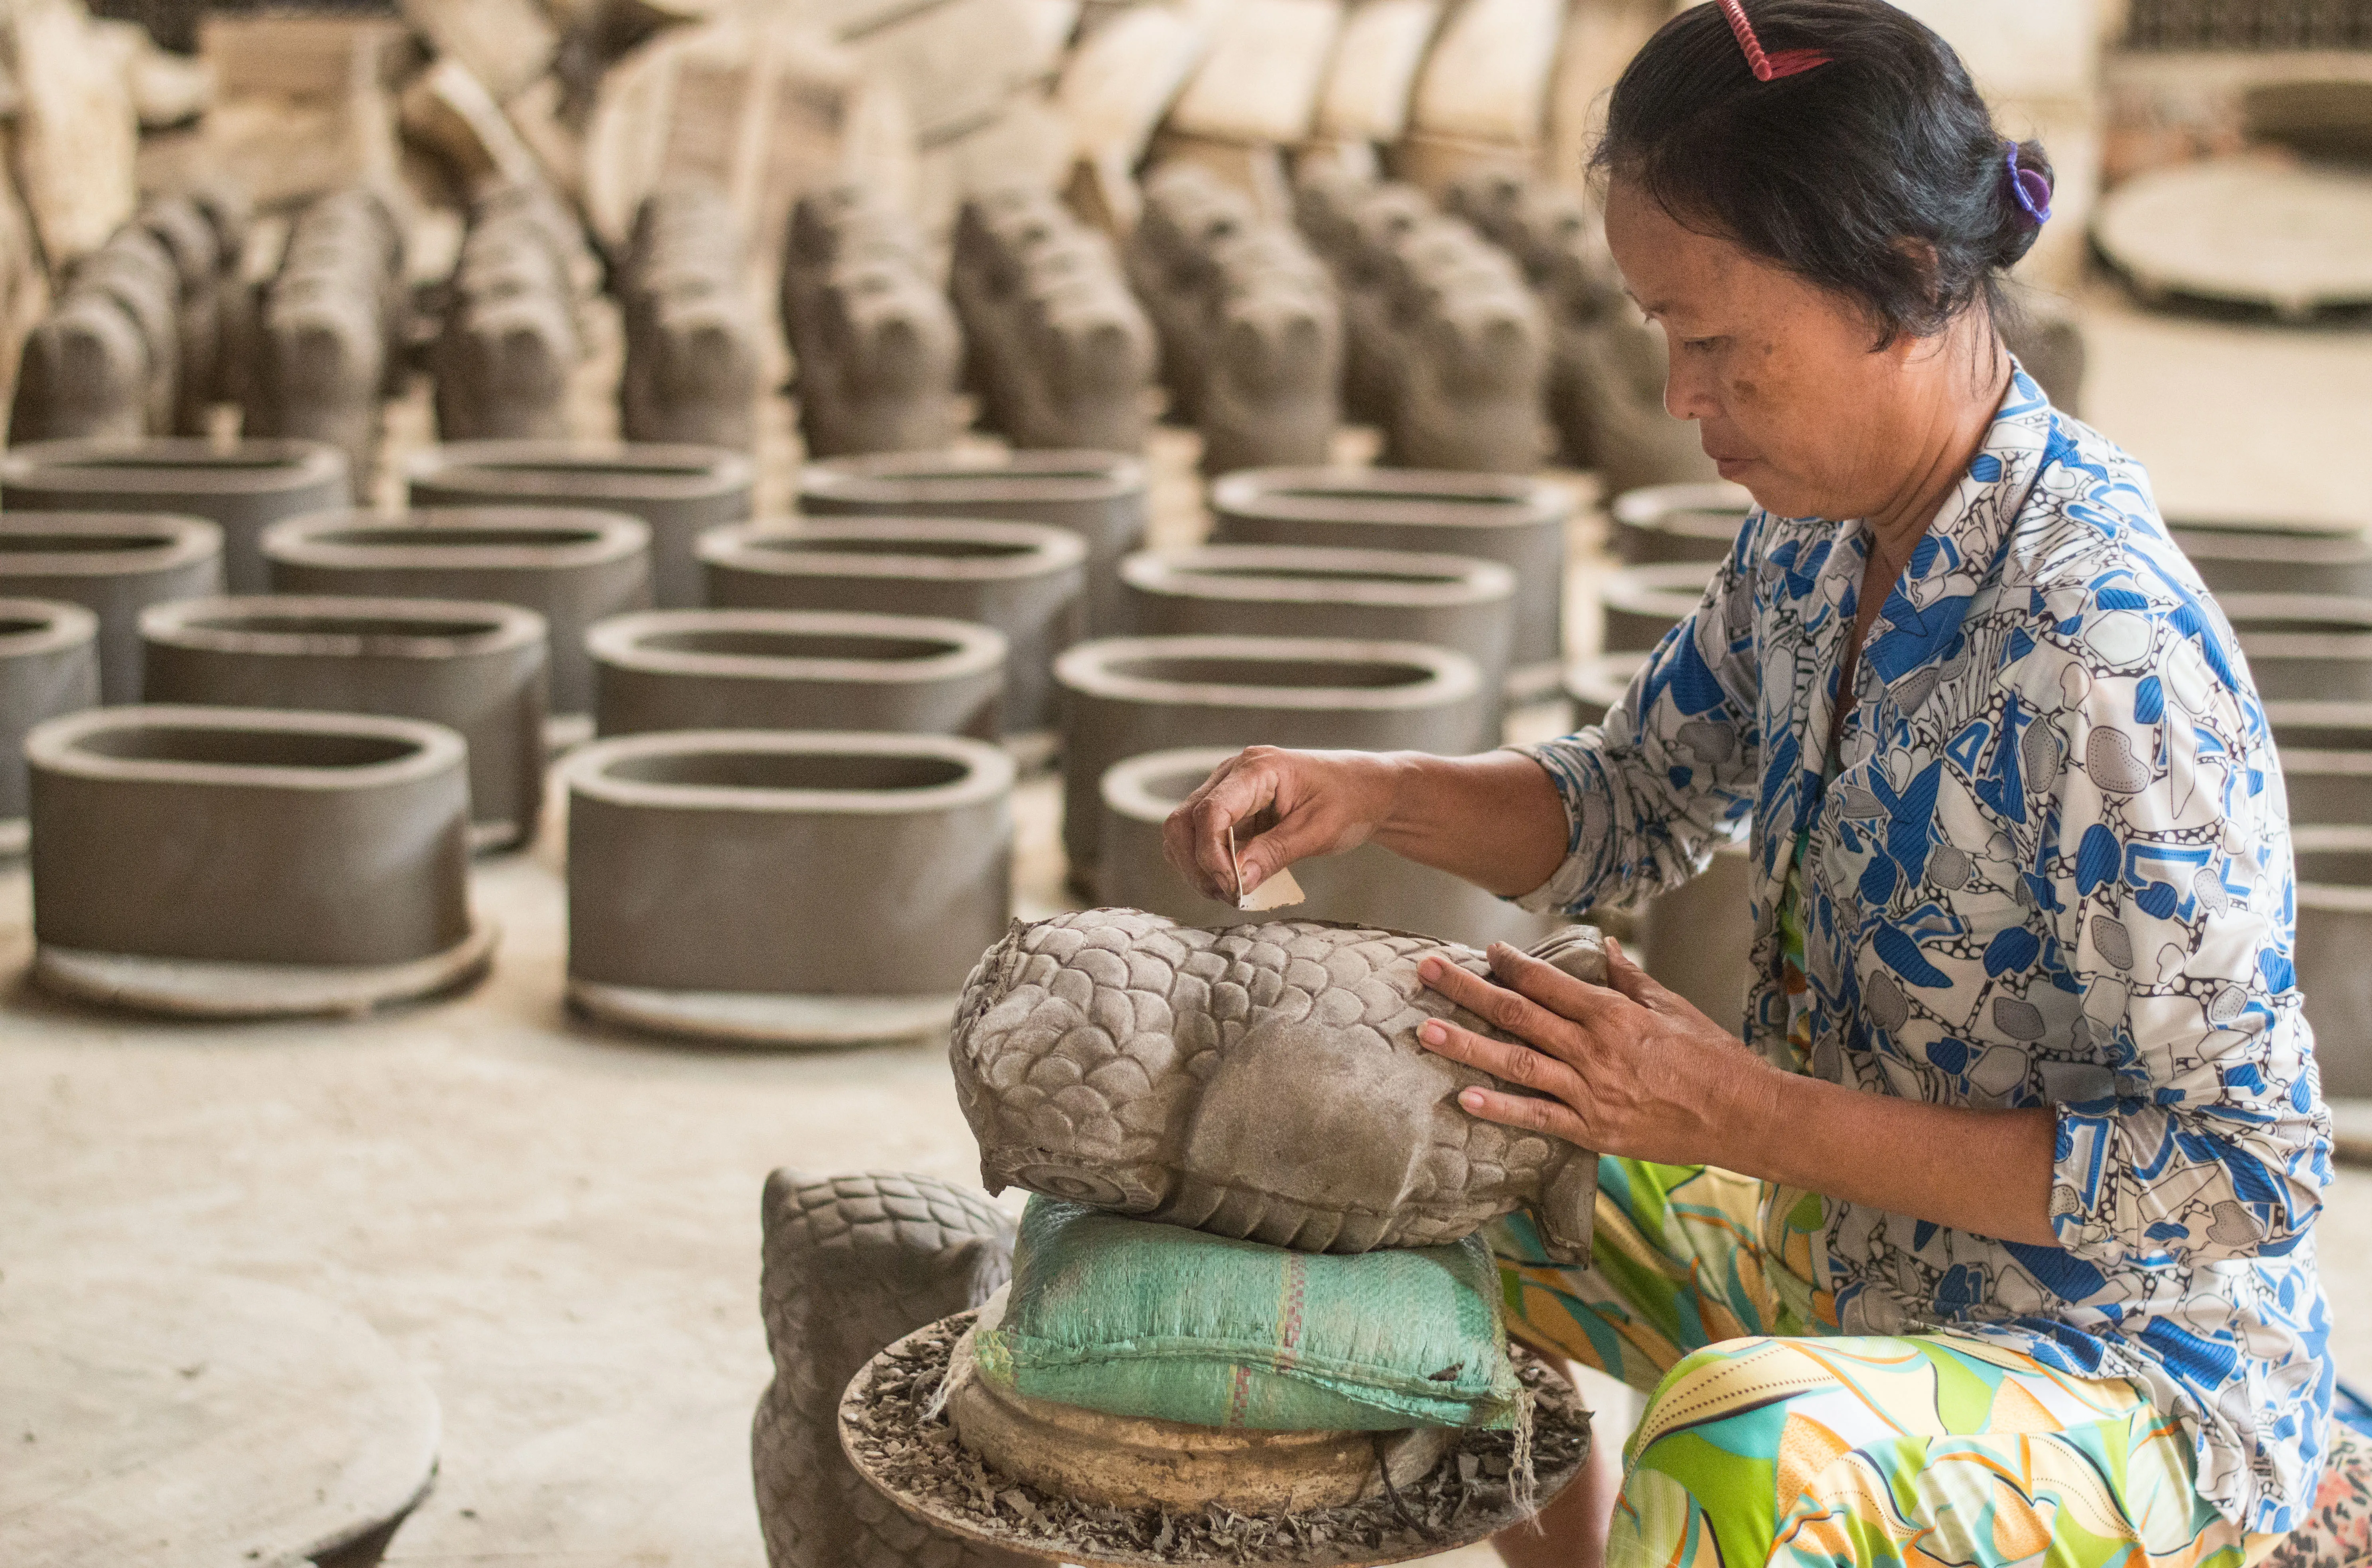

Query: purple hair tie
[2005,142,2052,226]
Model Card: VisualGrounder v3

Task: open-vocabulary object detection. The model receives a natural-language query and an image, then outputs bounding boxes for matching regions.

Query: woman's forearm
[1372,750,1571,899]
[1723,1066,2058,1246]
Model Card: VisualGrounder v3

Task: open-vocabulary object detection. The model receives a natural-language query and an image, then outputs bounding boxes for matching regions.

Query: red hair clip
[1716,0,1832,81]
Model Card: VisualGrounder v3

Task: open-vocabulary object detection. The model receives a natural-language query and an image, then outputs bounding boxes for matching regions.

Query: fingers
[1450,1083,1595,1148]
[1418,955,1588,1060]
[1159,752,1277,901]
[1417,1015,1587,1104]
[1485,943,1633,1027]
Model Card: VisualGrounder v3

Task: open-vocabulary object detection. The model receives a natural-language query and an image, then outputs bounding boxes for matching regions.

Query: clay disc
[2094,156,2372,316]
[839,1312,1591,1566]
[0,1268,440,1567]
[566,977,960,1047]
[32,916,499,1020]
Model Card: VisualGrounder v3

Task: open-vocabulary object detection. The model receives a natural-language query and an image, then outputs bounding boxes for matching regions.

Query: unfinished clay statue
[951,910,1605,1262]
[752,1171,1016,1568]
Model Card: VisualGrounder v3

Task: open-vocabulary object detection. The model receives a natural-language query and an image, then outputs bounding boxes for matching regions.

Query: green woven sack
[971,1197,1522,1432]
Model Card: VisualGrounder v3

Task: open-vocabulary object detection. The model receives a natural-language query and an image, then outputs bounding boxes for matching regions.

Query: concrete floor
[3,282,2369,1568]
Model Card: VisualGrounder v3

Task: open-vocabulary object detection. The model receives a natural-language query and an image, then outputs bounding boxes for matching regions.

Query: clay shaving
[845,1314,1592,1564]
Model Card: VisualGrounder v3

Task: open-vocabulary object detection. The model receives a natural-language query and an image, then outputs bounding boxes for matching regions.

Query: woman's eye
[1682,337,1722,352]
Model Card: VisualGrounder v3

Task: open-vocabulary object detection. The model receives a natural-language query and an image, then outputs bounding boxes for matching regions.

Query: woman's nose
[1662,341,1721,423]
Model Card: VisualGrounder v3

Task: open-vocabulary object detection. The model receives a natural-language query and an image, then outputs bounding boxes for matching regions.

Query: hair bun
[1995,138,2054,268]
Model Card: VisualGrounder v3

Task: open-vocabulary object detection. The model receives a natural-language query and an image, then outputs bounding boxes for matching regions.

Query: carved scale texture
[752,1172,1014,1568]
[950,911,1595,1257]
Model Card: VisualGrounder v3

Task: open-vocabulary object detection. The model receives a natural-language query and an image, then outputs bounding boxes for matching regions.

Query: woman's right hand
[1160,746,1410,903]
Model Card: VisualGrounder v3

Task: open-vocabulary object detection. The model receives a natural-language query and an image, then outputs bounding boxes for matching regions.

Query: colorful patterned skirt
[1487,1160,2356,1567]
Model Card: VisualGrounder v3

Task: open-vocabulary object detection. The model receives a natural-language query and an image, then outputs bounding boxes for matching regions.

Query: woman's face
[1603,175,1928,522]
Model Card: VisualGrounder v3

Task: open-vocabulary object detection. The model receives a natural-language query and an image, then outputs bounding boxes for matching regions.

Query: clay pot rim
[0,598,99,655]
[2,438,349,496]
[1212,466,1570,529]
[696,518,1088,581]
[562,728,1015,813]
[1099,746,1244,823]
[801,449,1147,505]
[0,513,224,575]
[28,704,467,789]
[1603,563,1718,617]
[2221,592,2372,654]
[1055,635,1485,709]
[2295,825,2372,912]
[1610,480,1755,532]
[1119,546,1517,609]
[587,609,1009,682]
[406,440,755,501]
[262,507,654,569]
[1564,651,1645,712]
[140,595,550,661]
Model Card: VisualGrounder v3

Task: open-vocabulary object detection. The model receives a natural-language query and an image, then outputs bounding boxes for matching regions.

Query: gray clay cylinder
[1565,652,1645,724]
[2220,594,2372,703]
[697,518,1086,737]
[0,438,351,595]
[27,706,473,969]
[2269,702,2372,828]
[1207,467,1572,694]
[404,440,753,611]
[0,600,102,848]
[562,730,1015,1033]
[799,450,1148,636]
[139,596,550,853]
[260,507,653,719]
[2293,826,2372,1099]
[2170,517,2372,598]
[1053,634,1491,870]
[587,609,1007,741]
[1637,840,1758,1036]
[1610,481,1754,567]
[1117,545,1519,707]
[1600,563,1716,656]
[0,513,224,702]
[1099,748,1551,948]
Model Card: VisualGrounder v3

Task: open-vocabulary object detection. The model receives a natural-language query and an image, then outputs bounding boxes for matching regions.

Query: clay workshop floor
[4,283,2370,1568]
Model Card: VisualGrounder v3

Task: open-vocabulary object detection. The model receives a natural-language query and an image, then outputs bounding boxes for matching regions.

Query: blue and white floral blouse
[1518,368,2334,1532]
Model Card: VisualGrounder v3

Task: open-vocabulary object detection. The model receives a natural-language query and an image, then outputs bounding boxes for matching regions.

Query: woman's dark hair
[1593,0,2050,346]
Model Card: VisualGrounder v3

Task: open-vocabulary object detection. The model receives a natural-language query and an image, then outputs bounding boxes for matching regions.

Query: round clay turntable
[838,1304,1591,1564]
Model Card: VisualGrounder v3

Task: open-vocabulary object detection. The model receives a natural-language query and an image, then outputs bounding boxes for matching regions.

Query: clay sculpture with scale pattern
[950,909,1607,1263]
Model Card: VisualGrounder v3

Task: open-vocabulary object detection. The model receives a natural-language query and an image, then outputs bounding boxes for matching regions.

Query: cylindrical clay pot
[26,705,491,1016]
[260,507,653,721]
[587,609,1007,740]
[1098,747,1551,947]
[1636,841,1757,1037]
[0,438,350,594]
[2169,517,2372,598]
[1565,652,1645,722]
[698,518,1085,736]
[2220,594,2372,702]
[1207,467,1572,696]
[405,440,753,611]
[1610,482,1753,567]
[0,513,224,703]
[140,596,550,852]
[799,450,1148,636]
[0,600,102,852]
[1053,635,1491,870]
[1117,545,1520,706]
[562,730,1015,1045]
[2293,826,2372,1099]
[2269,702,2372,828]
[1600,564,1715,655]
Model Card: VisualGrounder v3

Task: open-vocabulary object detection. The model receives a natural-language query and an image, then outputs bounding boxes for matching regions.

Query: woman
[1165,3,2337,1564]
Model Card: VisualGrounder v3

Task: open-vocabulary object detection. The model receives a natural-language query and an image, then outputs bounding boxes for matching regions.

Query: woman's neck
[1860,321,2015,573]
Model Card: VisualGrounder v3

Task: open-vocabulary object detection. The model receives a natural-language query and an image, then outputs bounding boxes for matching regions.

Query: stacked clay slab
[2219,595,2372,702]
[405,441,751,610]
[2293,828,2372,1096]
[2168,517,2372,597]
[1053,635,1490,873]
[1098,747,1550,948]
[698,518,1085,739]
[587,609,1007,741]
[561,731,1014,1045]
[1116,546,1518,708]
[261,507,652,737]
[140,596,550,852]
[0,601,102,853]
[1208,467,1571,700]
[800,450,1147,636]
[26,706,491,1017]
[1,437,349,593]
[0,513,223,702]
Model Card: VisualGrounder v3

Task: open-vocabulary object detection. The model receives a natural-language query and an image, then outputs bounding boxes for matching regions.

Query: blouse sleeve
[1514,519,1766,916]
[2037,607,2331,1267]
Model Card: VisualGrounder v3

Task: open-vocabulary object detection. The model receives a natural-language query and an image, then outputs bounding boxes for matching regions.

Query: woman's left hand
[1416,938,1780,1166]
